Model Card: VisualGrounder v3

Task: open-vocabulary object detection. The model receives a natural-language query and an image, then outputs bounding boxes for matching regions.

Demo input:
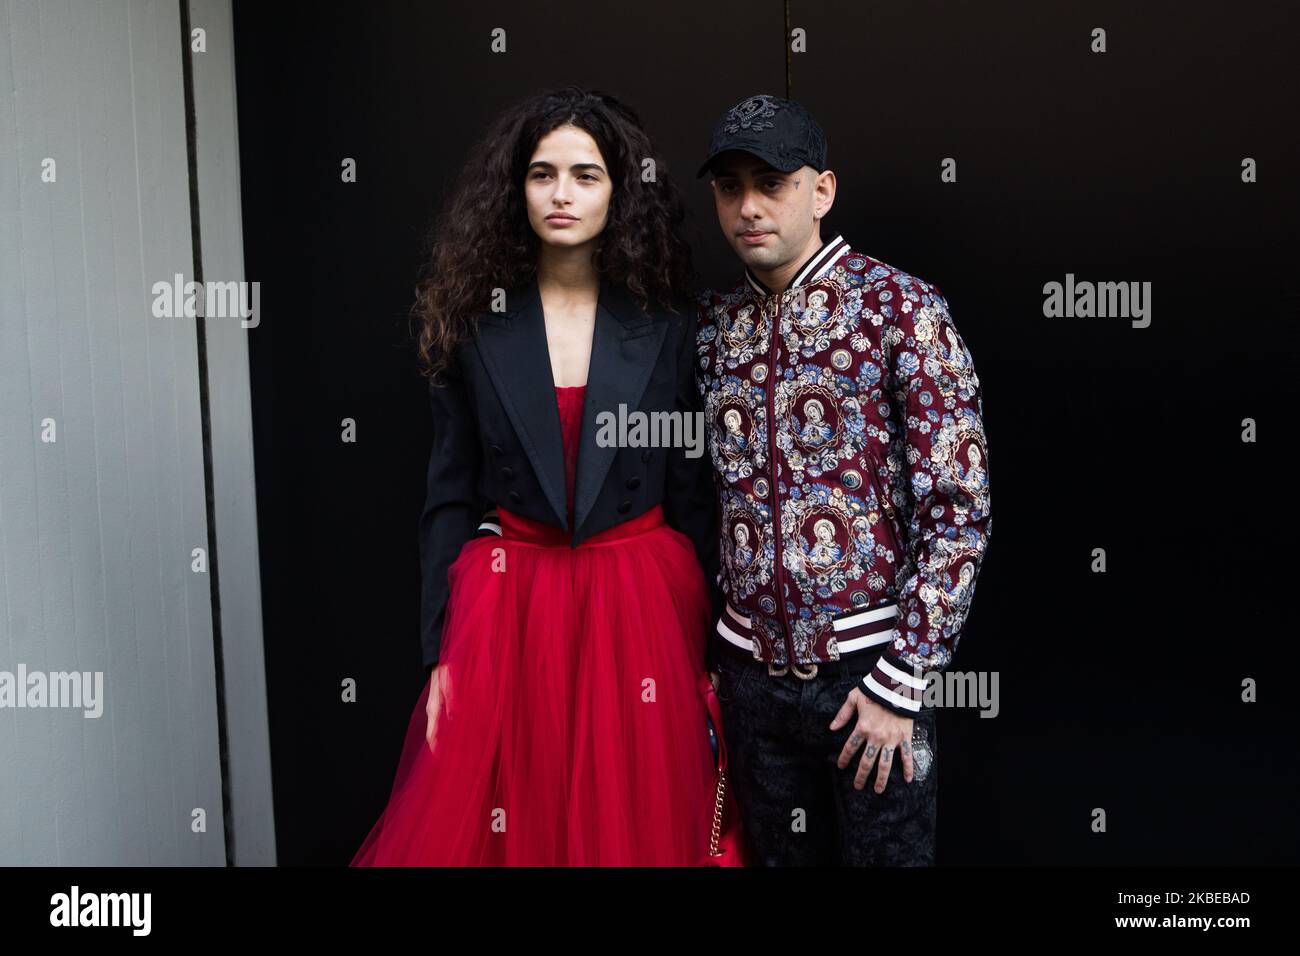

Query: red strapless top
[497,384,665,545]
[555,385,586,530]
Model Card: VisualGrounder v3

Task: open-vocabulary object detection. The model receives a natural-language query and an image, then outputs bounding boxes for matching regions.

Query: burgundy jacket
[695,235,992,716]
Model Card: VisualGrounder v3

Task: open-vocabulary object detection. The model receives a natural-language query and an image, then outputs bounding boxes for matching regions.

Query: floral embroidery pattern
[696,243,992,696]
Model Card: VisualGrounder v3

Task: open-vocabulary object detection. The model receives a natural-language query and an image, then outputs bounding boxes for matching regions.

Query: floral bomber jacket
[695,234,993,717]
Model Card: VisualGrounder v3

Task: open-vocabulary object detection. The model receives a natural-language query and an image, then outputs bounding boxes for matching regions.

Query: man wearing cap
[694,93,993,865]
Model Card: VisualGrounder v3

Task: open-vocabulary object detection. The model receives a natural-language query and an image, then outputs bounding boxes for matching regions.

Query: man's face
[709,151,822,274]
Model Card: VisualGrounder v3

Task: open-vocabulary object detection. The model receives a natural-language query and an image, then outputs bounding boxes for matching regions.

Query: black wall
[232,0,1298,865]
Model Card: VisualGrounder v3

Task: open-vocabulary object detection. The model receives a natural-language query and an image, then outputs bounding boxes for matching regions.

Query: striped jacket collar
[743,233,850,297]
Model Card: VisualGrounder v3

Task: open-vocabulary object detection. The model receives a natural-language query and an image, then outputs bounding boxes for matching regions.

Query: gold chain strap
[709,769,727,857]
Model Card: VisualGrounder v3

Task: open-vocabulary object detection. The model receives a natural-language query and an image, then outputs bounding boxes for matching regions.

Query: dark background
[232,0,1299,865]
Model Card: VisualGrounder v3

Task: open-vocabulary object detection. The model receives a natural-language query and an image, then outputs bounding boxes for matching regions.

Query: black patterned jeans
[715,647,939,866]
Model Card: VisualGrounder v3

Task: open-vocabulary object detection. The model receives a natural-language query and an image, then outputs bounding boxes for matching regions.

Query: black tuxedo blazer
[418,277,722,670]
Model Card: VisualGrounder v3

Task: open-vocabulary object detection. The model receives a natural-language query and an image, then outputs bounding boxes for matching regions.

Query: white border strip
[716,617,754,651]
[835,631,894,653]
[792,234,846,287]
[831,602,897,630]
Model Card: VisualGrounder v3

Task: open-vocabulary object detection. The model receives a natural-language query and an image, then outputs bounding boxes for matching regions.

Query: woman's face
[524,124,612,251]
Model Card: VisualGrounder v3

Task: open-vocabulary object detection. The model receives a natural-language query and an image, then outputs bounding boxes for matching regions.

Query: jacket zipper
[868,457,903,573]
[874,337,905,570]
[767,295,796,665]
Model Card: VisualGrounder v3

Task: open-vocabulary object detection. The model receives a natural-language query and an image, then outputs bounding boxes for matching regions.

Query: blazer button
[640,450,652,463]
[507,490,522,504]
[617,500,632,514]
[625,476,641,490]
[489,444,503,457]
[500,466,514,480]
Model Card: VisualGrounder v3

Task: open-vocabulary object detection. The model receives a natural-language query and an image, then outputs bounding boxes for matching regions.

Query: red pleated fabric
[350,385,721,865]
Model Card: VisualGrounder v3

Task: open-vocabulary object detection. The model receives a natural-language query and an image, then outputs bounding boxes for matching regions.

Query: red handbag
[698,671,748,866]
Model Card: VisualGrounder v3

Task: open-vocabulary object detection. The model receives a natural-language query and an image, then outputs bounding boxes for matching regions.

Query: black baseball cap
[696,93,828,179]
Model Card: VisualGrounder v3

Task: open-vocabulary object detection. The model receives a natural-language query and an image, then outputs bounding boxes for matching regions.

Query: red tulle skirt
[350,504,722,866]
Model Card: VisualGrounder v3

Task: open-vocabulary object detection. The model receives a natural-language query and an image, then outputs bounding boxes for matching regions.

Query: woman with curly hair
[351,88,743,866]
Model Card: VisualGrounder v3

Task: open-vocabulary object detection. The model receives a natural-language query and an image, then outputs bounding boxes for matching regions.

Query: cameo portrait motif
[717,404,753,461]
[799,512,850,573]
[790,387,840,451]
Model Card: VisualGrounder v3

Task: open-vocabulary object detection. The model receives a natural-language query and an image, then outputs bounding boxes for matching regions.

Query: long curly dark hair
[411,87,695,383]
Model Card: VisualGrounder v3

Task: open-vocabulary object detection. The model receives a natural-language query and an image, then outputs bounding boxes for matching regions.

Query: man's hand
[829,685,914,793]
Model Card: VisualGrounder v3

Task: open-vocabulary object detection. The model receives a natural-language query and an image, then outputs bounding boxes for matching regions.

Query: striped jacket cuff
[860,651,928,717]
[475,509,502,537]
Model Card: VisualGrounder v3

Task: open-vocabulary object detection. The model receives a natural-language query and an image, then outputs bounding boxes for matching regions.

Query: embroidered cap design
[724,94,780,134]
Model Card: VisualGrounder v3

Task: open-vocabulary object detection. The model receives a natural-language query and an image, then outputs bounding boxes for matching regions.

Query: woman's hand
[425,664,452,753]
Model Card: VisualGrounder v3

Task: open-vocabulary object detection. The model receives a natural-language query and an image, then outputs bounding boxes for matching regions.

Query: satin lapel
[473,282,569,527]
[572,280,669,534]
